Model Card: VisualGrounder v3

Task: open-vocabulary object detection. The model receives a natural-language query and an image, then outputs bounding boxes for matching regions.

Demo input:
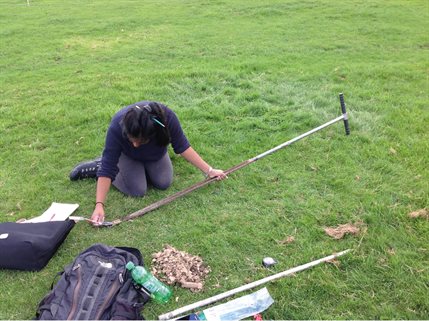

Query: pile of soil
[151,245,211,292]
[408,208,428,219]
[324,223,363,239]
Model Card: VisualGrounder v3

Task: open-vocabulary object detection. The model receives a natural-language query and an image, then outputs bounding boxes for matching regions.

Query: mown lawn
[0,0,428,319]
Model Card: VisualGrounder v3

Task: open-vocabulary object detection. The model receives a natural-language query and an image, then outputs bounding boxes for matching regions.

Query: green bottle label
[143,278,160,293]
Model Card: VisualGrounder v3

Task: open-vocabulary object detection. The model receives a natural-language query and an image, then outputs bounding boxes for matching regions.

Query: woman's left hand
[208,168,227,180]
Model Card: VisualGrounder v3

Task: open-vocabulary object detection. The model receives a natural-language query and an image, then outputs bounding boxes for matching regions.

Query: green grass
[0,0,428,319]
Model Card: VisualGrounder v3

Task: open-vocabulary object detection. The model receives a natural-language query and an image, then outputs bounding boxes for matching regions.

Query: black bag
[0,220,75,271]
[35,243,150,320]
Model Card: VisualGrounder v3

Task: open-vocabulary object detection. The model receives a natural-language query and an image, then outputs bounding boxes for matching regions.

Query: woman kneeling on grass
[70,101,226,225]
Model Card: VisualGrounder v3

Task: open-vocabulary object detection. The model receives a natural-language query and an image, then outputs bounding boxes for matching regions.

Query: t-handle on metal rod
[339,93,350,135]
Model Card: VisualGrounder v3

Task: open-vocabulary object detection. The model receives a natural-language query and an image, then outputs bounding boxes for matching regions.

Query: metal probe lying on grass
[100,93,350,227]
[158,249,352,320]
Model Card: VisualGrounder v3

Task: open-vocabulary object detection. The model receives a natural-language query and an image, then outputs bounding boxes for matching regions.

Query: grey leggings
[112,152,173,197]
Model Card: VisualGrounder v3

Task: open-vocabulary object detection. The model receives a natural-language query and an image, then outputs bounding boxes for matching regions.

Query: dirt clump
[324,222,363,239]
[408,208,428,219]
[151,245,211,292]
[278,235,295,245]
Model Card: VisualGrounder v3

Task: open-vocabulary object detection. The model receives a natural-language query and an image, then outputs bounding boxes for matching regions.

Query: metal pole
[111,94,350,226]
[158,249,351,320]
[252,114,345,161]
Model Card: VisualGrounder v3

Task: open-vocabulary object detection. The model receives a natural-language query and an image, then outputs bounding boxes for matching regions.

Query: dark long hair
[120,102,170,146]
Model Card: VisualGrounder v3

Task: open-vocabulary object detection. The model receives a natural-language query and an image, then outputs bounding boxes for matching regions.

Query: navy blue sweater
[97,101,191,180]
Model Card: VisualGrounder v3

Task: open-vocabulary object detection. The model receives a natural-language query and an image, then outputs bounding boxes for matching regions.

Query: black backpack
[35,243,150,320]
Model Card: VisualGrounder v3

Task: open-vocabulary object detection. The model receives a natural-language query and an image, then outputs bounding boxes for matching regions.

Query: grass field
[0,0,428,319]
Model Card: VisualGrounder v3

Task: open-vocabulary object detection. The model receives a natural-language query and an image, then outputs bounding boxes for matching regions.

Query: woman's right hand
[91,203,105,226]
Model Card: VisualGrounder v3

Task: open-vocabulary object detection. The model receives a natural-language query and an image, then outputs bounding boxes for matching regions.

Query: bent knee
[117,183,147,197]
[127,189,147,197]
[154,183,170,191]
[150,175,173,191]
[152,179,172,190]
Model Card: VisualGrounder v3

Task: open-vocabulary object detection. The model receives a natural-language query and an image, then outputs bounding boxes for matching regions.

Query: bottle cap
[125,261,135,270]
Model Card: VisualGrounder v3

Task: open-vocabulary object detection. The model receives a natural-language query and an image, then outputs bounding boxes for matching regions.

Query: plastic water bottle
[126,261,172,303]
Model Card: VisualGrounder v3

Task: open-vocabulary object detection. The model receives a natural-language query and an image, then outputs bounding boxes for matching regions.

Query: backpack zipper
[66,264,82,320]
[94,272,123,320]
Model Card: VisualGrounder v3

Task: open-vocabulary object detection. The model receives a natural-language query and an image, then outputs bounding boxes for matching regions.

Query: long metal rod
[252,115,345,161]
[110,95,349,226]
[158,249,351,320]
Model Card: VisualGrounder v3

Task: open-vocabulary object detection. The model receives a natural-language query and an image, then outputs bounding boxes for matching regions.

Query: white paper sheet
[22,202,79,223]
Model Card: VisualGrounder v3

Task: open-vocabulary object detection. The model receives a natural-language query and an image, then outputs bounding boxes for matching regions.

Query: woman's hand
[207,168,227,180]
[91,203,105,226]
